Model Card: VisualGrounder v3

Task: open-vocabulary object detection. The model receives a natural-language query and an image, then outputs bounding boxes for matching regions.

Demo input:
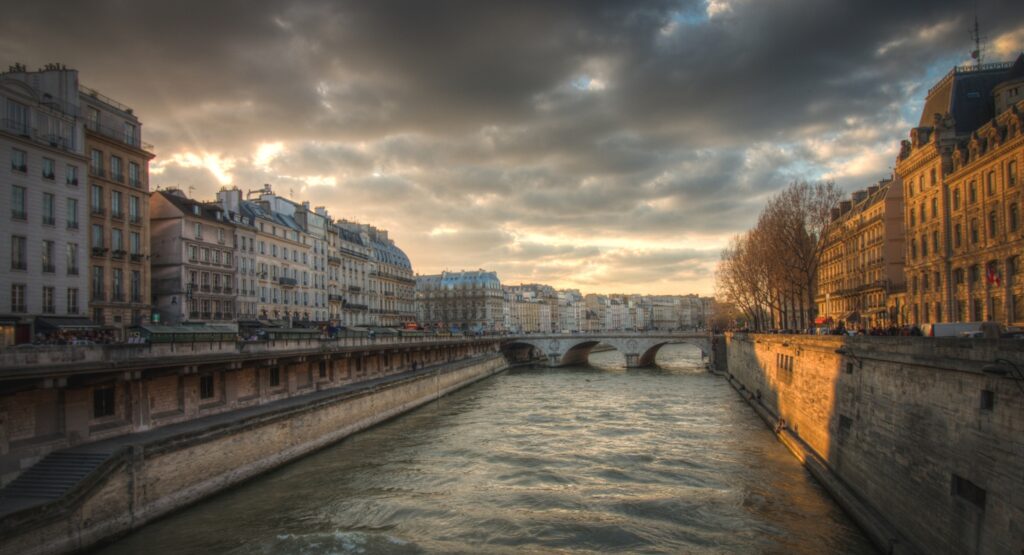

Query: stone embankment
[717,333,1024,555]
[0,354,507,555]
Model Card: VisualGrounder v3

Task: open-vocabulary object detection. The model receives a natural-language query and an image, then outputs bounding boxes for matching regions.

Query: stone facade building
[815,179,906,329]
[415,270,504,332]
[81,84,154,332]
[896,55,1024,326]
[150,190,237,325]
[0,65,90,345]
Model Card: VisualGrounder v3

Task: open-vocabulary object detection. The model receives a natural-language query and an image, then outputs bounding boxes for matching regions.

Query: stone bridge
[502,332,712,368]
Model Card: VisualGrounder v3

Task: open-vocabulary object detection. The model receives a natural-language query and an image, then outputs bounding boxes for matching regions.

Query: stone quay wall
[722,333,1024,555]
[0,353,507,555]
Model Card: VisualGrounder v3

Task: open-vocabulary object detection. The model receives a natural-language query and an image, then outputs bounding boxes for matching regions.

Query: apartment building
[81,84,154,332]
[0,64,90,345]
[150,190,237,325]
[415,269,504,332]
[815,179,906,329]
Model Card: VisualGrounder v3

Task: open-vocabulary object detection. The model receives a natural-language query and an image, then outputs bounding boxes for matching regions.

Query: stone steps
[0,452,112,501]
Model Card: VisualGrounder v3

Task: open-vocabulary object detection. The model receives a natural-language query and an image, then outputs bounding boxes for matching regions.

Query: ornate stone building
[415,270,504,332]
[815,179,906,329]
[896,55,1024,326]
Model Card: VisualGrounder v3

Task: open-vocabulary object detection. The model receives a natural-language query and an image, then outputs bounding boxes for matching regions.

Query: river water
[96,345,876,554]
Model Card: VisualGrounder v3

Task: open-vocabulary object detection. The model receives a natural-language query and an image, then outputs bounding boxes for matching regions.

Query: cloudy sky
[5,1,1024,295]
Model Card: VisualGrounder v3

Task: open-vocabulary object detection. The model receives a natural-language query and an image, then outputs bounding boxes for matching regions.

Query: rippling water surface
[96,345,876,554]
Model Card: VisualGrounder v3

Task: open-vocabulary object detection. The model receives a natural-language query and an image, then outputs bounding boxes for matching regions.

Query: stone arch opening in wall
[558,340,604,366]
[499,341,543,364]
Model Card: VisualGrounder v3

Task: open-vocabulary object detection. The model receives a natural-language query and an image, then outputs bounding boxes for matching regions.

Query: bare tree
[715,180,841,331]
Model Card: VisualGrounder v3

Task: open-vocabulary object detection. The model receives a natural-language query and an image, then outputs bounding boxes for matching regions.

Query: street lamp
[981,358,1024,396]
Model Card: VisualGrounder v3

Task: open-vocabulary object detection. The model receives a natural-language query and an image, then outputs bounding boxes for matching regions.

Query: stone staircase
[0,451,112,504]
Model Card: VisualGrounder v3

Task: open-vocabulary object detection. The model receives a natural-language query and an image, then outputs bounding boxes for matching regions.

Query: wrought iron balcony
[279,276,298,287]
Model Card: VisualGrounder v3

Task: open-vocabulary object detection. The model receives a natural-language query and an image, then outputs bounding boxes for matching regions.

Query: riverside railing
[0,334,499,373]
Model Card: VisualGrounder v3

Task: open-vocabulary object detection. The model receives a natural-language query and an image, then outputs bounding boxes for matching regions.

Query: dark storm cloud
[5,0,1023,293]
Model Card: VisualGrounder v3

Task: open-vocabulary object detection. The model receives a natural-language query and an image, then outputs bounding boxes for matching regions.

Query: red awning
[814,316,831,325]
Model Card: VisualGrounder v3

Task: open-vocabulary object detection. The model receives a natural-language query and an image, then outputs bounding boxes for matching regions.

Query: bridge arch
[499,333,711,369]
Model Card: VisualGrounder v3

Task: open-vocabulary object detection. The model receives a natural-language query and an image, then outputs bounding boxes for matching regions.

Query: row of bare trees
[715,180,842,331]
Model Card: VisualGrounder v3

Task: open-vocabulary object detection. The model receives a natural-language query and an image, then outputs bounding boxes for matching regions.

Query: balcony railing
[91,247,108,256]
[200,285,211,292]
[82,116,154,151]
[130,215,142,225]
[12,210,26,221]
[328,256,341,265]
[90,166,105,178]
[279,277,298,287]
[130,253,144,262]
[42,216,55,226]
[112,249,127,259]
[1,119,77,153]
[42,264,55,273]
[67,221,79,229]
[111,210,124,221]
[91,206,105,216]
[348,285,362,293]
[328,294,344,302]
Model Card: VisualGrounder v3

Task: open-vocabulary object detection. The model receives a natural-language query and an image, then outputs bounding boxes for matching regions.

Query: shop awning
[35,316,101,331]
[814,316,832,325]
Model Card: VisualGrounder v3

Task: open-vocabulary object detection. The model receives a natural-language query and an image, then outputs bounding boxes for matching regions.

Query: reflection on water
[95,345,876,554]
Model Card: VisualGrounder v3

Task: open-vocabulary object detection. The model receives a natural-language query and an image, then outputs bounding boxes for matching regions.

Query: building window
[124,122,137,145]
[200,374,215,399]
[969,265,980,283]
[67,243,79,275]
[66,164,79,186]
[954,268,965,285]
[67,288,79,314]
[90,149,104,176]
[42,192,55,225]
[41,240,54,273]
[129,195,140,222]
[194,222,202,239]
[111,190,122,218]
[921,234,928,257]
[910,239,917,259]
[932,231,940,254]
[130,231,141,254]
[92,266,104,300]
[954,223,962,247]
[931,197,937,218]
[42,157,55,179]
[919,203,925,223]
[10,284,26,313]
[112,268,123,301]
[111,156,123,182]
[10,235,26,270]
[93,386,116,418]
[969,181,977,203]
[67,198,79,229]
[269,367,281,387]
[951,474,987,509]
[42,286,55,314]
[91,184,104,214]
[988,211,997,238]
[112,228,124,252]
[11,185,26,220]
[953,188,961,209]
[1010,203,1019,232]
[1010,160,1018,187]
[11,148,27,172]
[970,219,979,244]
[930,168,937,185]
[7,100,29,134]
[92,223,105,249]
[128,161,141,187]
[987,171,995,196]
[131,270,141,302]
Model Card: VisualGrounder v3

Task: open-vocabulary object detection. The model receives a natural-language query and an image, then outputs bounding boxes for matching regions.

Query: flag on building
[986,263,1001,286]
